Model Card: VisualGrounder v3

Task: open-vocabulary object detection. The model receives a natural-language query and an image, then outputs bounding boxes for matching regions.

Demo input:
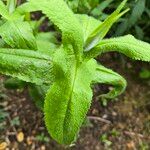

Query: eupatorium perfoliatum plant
[0,0,150,145]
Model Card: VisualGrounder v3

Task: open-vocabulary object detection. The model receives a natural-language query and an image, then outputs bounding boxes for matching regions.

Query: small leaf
[84,0,129,51]
[139,69,150,79]
[135,25,144,40]
[93,64,127,101]
[91,0,113,17]
[0,1,9,19]
[128,0,145,28]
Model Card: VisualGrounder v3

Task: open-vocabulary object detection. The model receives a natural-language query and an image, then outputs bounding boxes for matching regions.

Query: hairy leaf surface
[0,48,52,84]
[44,48,97,144]
[84,35,150,61]
[3,0,148,146]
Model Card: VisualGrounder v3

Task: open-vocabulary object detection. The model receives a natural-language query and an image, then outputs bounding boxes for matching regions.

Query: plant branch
[87,116,112,124]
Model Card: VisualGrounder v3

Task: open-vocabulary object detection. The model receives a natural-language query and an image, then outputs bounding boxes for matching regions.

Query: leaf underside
[93,64,127,100]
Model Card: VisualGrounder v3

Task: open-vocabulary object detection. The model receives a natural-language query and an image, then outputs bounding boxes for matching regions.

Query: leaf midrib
[62,60,78,142]
[0,49,51,61]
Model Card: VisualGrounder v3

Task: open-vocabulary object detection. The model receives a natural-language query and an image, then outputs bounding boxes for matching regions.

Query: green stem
[24,12,31,22]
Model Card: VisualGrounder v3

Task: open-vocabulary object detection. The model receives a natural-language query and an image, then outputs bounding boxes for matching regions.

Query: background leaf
[0,20,37,50]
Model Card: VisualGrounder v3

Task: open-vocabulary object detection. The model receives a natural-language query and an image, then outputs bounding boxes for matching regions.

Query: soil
[0,53,150,150]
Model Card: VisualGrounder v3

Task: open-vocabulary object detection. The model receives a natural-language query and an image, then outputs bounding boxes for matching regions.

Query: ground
[0,53,150,150]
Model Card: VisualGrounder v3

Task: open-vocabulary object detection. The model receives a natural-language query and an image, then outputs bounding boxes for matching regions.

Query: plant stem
[87,116,112,124]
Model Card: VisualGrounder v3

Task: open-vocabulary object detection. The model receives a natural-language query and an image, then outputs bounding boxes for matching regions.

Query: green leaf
[128,0,145,28]
[36,32,58,56]
[0,0,20,20]
[29,84,49,110]
[139,69,150,79]
[0,39,6,48]
[17,0,84,62]
[36,32,58,44]
[7,0,17,14]
[93,64,127,101]
[76,14,101,42]
[115,0,146,36]
[36,40,57,56]
[0,0,10,19]
[4,77,26,89]
[0,48,53,85]
[44,49,96,144]
[84,0,129,51]
[115,19,128,36]
[0,20,37,50]
[91,0,113,17]
[84,35,150,61]
[135,25,144,40]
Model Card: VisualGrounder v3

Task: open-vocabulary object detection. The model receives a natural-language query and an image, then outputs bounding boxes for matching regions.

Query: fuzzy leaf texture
[16,0,89,144]
[45,50,97,144]
[0,48,53,85]
[18,0,150,145]
[84,35,150,61]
